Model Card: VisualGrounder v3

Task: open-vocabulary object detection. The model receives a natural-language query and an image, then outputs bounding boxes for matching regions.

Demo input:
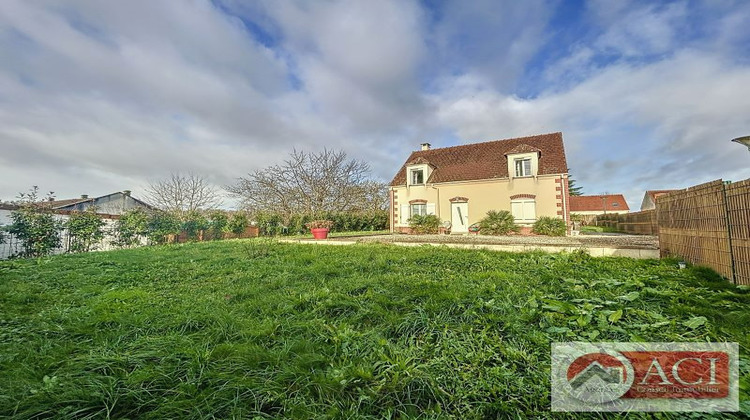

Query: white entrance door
[451,202,469,233]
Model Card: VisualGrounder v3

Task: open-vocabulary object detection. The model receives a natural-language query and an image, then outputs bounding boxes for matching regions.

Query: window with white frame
[410,203,427,217]
[410,169,424,185]
[511,199,536,223]
[514,158,532,177]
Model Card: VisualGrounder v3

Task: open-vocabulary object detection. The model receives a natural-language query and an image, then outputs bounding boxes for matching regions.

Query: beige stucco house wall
[391,175,566,229]
[389,133,571,234]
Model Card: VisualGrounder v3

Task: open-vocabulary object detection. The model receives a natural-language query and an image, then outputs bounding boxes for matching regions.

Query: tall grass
[0,241,748,418]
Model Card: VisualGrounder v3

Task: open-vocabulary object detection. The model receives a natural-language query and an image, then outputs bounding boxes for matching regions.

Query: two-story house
[389,132,571,234]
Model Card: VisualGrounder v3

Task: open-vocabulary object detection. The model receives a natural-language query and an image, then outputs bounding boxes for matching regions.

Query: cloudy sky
[1,0,749,209]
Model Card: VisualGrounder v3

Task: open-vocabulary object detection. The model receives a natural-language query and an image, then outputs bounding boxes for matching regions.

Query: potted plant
[306,220,333,239]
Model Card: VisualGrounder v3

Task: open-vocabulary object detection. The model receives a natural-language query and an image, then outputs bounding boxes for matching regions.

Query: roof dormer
[406,157,434,186]
[505,144,541,178]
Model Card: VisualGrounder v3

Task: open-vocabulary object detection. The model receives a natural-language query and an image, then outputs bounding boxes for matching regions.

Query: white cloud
[587,0,690,57]
[431,49,750,208]
[0,0,748,212]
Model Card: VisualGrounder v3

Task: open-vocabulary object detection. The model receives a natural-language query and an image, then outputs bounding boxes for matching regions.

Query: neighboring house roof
[645,189,679,201]
[569,194,630,212]
[47,192,154,211]
[390,132,568,186]
[640,189,680,210]
[44,198,88,208]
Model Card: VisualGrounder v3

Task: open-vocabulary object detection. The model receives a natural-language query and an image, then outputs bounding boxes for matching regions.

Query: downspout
[389,187,395,233]
[430,185,440,219]
[561,175,569,233]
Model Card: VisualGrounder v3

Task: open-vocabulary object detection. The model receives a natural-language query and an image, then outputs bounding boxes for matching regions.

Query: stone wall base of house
[393,226,538,235]
[394,226,452,235]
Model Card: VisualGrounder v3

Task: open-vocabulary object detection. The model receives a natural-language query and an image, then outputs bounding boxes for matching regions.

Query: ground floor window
[511,199,536,223]
[410,203,427,217]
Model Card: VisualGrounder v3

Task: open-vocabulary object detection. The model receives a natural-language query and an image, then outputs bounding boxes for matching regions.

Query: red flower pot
[311,228,329,239]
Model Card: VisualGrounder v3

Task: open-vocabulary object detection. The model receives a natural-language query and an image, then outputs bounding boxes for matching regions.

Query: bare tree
[144,172,223,216]
[227,149,387,216]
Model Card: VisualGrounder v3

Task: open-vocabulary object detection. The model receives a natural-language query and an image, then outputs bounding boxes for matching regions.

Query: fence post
[722,182,738,284]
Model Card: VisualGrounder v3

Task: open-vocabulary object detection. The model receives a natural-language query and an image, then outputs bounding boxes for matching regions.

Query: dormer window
[405,160,431,186]
[514,158,532,177]
[411,169,424,185]
[506,145,540,179]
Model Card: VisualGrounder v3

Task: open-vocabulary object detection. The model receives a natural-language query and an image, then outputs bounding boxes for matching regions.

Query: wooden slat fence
[656,179,750,285]
[595,210,658,235]
[725,179,750,285]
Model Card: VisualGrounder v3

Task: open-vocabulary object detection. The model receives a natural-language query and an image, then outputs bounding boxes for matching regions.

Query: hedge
[252,210,389,236]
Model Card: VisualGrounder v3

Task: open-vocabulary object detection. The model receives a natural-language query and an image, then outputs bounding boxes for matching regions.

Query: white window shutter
[525,201,536,220]
[426,203,436,215]
[400,204,410,225]
[511,201,523,220]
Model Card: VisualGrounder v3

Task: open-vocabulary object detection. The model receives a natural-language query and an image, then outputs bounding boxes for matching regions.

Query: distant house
[389,132,571,234]
[640,190,679,211]
[45,191,153,215]
[0,203,19,226]
[569,194,629,223]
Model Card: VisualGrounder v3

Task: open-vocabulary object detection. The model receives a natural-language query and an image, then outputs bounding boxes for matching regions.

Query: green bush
[252,210,389,236]
[114,208,150,247]
[208,211,228,240]
[408,214,441,234]
[8,209,64,258]
[7,188,65,258]
[66,208,105,252]
[532,216,567,236]
[227,212,249,236]
[477,210,519,235]
[147,211,181,244]
[181,211,209,241]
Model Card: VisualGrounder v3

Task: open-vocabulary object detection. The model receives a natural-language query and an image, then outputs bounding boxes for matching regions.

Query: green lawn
[579,226,622,234]
[1,240,748,418]
[286,229,390,239]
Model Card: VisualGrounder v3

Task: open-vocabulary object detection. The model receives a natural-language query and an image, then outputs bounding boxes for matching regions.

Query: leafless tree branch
[226,149,387,217]
[144,172,223,217]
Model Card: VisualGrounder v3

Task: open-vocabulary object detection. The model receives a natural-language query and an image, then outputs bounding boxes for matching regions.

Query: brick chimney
[81,194,88,199]
[421,142,431,151]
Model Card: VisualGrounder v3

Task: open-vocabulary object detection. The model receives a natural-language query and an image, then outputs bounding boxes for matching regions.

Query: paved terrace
[281,233,660,259]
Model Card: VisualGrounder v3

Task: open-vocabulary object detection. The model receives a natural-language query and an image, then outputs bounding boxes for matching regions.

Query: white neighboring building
[46,190,153,215]
[0,205,14,226]
[639,190,679,211]
[0,192,152,259]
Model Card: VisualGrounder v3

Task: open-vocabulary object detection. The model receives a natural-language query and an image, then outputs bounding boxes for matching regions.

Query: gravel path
[333,233,659,249]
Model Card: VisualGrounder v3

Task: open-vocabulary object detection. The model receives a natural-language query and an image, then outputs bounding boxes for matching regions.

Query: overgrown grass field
[1,240,748,418]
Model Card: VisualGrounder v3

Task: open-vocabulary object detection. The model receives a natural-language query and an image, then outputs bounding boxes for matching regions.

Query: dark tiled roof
[406,156,433,166]
[390,132,568,186]
[569,194,630,212]
[505,144,542,155]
